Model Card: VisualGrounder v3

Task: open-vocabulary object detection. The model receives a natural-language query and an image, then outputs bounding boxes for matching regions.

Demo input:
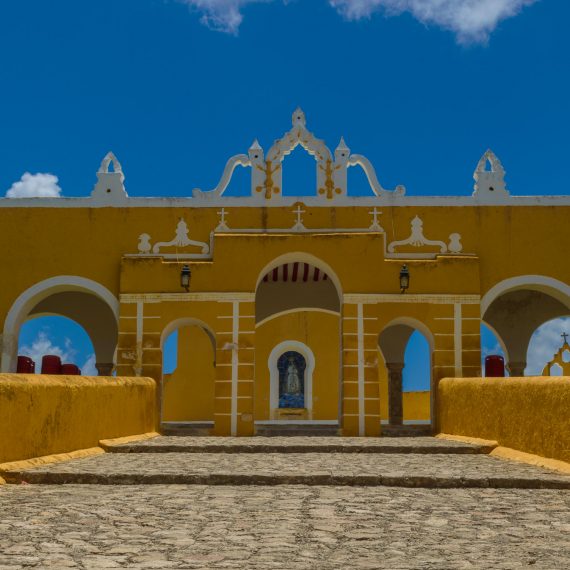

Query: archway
[160,318,216,428]
[18,315,97,374]
[482,276,570,376]
[526,317,570,376]
[2,276,119,374]
[378,318,434,429]
[254,255,342,426]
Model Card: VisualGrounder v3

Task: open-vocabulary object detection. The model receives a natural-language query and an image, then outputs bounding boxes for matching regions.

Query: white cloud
[178,0,269,34]
[178,0,537,42]
[5,172,62,198]
[526,318,570,376]
[330,0,538,43]
[19,331,77,370]
[81,354,98,376]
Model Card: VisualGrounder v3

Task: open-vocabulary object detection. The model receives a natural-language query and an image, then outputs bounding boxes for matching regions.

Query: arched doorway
[160,319,216,433]
[2,276,118,374]
[254,255,342,431]
[378,319,434,432]
[481,276,570,376]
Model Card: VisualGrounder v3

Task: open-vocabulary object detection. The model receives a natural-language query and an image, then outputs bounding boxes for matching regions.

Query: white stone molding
[347,154,406,197]
[1,276,119,372]
[388,216,448,254]
[192,154,251,198]
[268,340,315,417]
[473,149,509,201]
[91,152,128,204]
[132,218,211,259]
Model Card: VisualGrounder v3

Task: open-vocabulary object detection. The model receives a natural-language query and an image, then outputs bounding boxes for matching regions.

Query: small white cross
[294,204,305,224]
[216,208,229,231]
[368,207,384,231]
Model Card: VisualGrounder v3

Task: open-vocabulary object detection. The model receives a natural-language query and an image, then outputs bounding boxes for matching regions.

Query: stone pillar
[95,362,115,376]
[387,362,404,426]
[508,362,526,377]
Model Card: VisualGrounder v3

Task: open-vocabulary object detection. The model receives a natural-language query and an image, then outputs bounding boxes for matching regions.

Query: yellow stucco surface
[162,325,215,421]
[438,377,570,463]
[254,310,340,420]
[0,374,157,463]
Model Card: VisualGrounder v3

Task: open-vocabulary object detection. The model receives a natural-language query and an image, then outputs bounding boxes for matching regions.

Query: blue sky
[3,1,569,387]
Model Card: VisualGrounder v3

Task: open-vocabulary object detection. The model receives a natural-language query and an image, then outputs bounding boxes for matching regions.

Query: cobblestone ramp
[5,438,570,488]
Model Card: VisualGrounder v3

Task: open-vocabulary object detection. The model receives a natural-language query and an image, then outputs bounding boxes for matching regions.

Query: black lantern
[399,264,409,293]
[180,264,191,292]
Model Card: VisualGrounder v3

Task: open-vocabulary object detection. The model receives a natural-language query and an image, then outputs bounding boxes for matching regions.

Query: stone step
[161,422,214,436]
[381,424,433,437]
[6,451,570,489]
[254,423,340,437]
[102,436,493,454]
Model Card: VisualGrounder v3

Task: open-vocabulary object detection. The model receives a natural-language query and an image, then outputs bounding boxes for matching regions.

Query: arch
[268,340,315,414]
[256,307,340,329]
[160,317,216,352]
[379,316,435,357]
[2,276,119,373]
[481,275,570,317]
[255,252,343,298]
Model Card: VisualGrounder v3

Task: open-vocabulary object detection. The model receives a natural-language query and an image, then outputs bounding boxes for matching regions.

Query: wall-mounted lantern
[180,264,191,292]
[399,264,410,293]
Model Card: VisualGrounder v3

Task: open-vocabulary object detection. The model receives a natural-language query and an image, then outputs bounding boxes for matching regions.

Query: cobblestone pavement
[105,436,489,454]
[7,452,570,488]
[0,484,569,569]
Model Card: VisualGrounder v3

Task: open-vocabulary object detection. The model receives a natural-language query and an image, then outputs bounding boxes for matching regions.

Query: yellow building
[1,109,569,436]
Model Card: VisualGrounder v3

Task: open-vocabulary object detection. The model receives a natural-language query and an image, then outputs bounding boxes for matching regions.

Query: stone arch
[160,317,216,353]
[481,276,570,376]
[255,253,342,324]
[378,317,435,428]
[1,276,119,373]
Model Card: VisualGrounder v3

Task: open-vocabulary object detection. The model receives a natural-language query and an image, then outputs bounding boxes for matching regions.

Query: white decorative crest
[292,203,306,231]
[388,216,463,255]
[473,149,509,200]
[192,109,405,202]
[152,219,209,254]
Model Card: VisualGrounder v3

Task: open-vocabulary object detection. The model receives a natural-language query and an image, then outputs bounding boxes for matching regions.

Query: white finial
[249,139,262,151]
[336,137,349,152]
[292,107,306,128]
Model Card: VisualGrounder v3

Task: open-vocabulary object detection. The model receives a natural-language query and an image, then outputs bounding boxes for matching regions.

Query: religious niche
[277,351,306,409]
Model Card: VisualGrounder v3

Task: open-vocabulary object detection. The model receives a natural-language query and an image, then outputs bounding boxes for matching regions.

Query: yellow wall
[0,374,156,463]
[438,377,570,463]
[254,310,340,421]
[162,325,215,421]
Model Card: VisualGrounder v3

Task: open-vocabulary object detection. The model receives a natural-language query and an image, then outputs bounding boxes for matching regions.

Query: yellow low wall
[438,377,570,463]
[0,374,157,464]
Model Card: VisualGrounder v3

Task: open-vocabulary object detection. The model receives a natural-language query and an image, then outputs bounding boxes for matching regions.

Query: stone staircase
[4,436,570,489]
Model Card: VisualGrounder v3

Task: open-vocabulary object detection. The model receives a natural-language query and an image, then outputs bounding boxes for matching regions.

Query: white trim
[231,301,240,436]
[454,303,462,377]
[120,292,255,303]
[344,294,480,305]
[481,275,570,316]
[255,420,338,426]
[1,275,119,373]
[255,307,340,328]
[268,340,315,417]
[135,301,143,377]
[357,303,365,436]
[4,195,570,208]
[159,317,216,350]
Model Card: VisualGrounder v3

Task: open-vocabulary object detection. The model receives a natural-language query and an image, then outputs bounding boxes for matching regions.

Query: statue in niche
[277,351,306,408]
